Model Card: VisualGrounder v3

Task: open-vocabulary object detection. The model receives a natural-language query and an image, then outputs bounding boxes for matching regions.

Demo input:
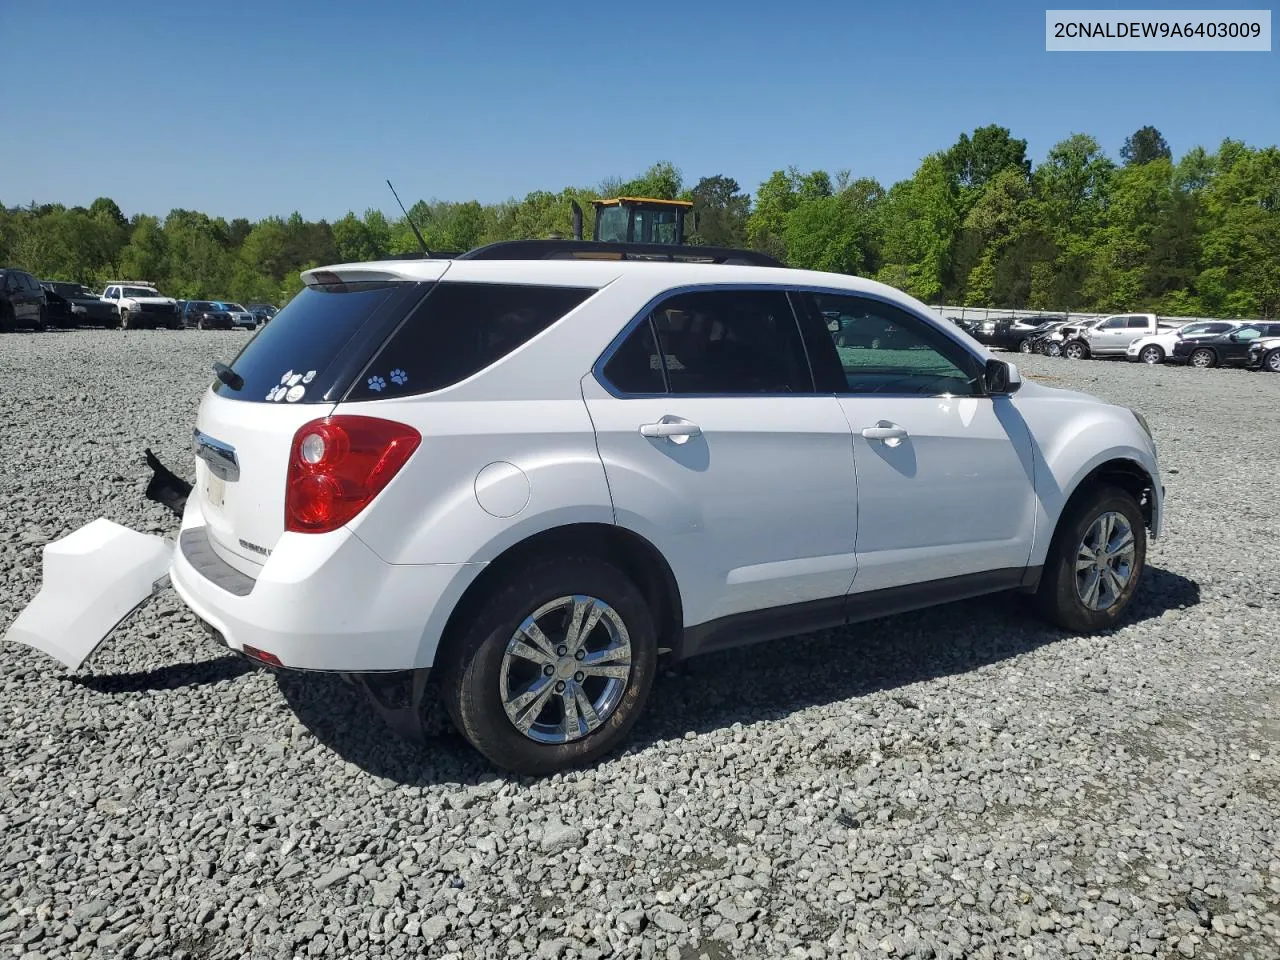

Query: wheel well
[439,523,683,660]
[1064,459,1156,532]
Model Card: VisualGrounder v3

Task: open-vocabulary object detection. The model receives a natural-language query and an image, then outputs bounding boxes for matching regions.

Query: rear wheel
[1045,341,1063,357]
[440,556,657,775]
[1189,348,1216,368]
[33,304,47,332]
[1139,345,1164,365]
[1035,484,1146,633]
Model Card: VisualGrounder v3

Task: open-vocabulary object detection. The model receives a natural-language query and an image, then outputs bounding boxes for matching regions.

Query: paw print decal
[367,375,386,392]
[390,368,408,386]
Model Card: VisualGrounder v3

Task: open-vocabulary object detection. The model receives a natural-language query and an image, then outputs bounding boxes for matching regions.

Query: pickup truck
[1060,314,1180,360]
[99,281,181,329]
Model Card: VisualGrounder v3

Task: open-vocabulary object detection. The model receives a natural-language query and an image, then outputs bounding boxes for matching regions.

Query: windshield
[123,286,160,298]
[223,303,247,312]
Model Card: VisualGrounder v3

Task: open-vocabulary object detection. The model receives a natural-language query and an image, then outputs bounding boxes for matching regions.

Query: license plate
[205,472,225,508]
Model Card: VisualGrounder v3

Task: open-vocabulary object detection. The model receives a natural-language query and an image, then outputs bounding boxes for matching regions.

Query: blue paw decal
[367,375,386,392]
[390,368,408,386]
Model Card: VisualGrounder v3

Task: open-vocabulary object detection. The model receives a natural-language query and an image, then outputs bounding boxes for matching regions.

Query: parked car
[1030,321,1087,356]
[1,267,49,330]
[246,303,278,325]
[1000,316,1068,353]
[180,300,236,330]
[100,281,181,329]
[1170,322,1280,368]
[5,240,1166,775]
[1125,321,1244,365]
[41,281,119,327]
[1061,313,1181,360]
[215,302,258,330]
[1245,336,1280,373]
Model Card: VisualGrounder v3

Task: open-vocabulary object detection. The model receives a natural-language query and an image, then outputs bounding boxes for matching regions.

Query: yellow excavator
[570,197,694,246]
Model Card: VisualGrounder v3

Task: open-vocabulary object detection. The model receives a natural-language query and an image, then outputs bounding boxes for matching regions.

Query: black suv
[1171,322,1280,368]
[180,300,236,330]
[1,268,47,330]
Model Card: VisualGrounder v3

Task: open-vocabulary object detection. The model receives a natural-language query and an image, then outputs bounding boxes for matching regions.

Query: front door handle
[640,416,701,444]
[861,422,909,445]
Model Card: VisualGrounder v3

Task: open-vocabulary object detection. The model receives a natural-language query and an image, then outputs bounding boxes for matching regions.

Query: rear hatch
[192,269,445,574]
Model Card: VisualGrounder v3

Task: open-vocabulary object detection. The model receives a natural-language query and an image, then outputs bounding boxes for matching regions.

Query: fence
[927,304,1256,326]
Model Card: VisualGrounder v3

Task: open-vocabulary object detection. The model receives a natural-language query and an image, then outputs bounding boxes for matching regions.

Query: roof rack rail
[453,240,785,267]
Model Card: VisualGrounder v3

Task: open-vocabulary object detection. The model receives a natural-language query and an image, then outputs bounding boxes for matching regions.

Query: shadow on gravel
[67,654,254,693]
[273,564,1199,784]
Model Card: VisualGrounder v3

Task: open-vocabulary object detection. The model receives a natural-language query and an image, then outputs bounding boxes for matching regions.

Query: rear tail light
[285,415,421,534]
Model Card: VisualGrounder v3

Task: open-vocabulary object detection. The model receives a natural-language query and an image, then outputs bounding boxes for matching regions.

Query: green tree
[687,175,750,247]
[1121,126,1172,166]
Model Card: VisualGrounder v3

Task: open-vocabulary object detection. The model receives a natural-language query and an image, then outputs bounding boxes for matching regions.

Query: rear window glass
[345,282,596,400]
[214,280,430,403]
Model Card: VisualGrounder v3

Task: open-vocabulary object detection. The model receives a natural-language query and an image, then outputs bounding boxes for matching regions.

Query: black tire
[1139,345,1164,365]
[197,317,206,330]
[1017,339,1033,354]
[439,556,658,775]
[1263,349,1280,374]
[1045,341,1063,357]
[1035,484,1147,634]
[118,309,131,330]
[33,304,48,332]
[1189,347,1216,368]
[1063,340,1089,360]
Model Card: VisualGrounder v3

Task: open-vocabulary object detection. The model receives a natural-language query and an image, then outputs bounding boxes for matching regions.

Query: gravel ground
[1,330,1277,960]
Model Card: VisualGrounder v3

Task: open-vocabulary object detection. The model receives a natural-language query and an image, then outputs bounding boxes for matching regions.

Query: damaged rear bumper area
[3,449,190,671]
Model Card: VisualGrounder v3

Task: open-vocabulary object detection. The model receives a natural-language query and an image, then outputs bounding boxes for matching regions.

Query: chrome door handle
[640,417,701,443]
[861,423,908,444]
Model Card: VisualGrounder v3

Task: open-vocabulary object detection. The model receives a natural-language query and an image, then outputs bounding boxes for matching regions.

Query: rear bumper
[169,504,484,672]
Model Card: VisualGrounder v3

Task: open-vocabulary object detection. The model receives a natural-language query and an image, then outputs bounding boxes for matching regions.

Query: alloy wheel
[1140,346,1163,364]
[1075,511,1136,612]
[1190,349,1214,368]
[499,595,633,744]
[1266,351,1280,373]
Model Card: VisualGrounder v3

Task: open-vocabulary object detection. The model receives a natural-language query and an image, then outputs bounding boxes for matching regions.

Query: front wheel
[1189,348,1216,368]
[1035,485,1146,633]
[118,310,131,330]
[1263,349,1280,373]
[1063,340,1089,360]
[440,556,658,775]
[1017,339,1033,354]
[1140,345,1164,365]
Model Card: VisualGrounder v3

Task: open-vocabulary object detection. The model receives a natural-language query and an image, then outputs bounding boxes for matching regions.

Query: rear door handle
[861,423,909,444]
[640,417,701,444]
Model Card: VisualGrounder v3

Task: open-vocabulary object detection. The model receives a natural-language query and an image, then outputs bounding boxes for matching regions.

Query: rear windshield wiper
[212,362,243,391]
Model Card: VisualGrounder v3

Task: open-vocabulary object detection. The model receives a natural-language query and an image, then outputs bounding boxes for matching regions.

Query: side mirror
[984,358,1021,394]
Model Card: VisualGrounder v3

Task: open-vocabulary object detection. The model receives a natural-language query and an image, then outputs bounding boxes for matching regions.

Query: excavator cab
[572,197,694,246]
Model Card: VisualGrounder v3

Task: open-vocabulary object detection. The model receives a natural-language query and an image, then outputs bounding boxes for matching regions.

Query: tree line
[2,125,1276,318]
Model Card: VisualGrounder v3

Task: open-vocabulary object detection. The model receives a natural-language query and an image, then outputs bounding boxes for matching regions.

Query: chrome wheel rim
[1047,343,1061,356]
[1075,512,1136,611]
[1267,352,1280,373]
[1191,350,1213,368]
[499,595,632,744]
[1019,340,1032,353]
[1065,344,1084,359]
[1141,347,1161,364]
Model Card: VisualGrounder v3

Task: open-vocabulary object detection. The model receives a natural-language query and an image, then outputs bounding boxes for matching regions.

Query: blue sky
[7,0,1277,222]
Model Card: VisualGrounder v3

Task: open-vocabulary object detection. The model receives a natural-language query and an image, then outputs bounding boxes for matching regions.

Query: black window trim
[591,282,993,400]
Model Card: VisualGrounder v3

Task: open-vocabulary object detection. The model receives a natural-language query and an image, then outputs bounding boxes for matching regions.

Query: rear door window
[214,280,432,403]
[345,281,597,400]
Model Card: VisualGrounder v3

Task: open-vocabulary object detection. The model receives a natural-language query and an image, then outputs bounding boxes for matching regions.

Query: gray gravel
[2,330,1278,960]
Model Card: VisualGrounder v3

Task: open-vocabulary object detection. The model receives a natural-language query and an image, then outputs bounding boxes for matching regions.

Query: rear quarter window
[345,281,596,400]
[214,280,431,403]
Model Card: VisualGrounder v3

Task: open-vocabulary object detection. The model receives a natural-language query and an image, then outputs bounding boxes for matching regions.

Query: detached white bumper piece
[3,518,175,670]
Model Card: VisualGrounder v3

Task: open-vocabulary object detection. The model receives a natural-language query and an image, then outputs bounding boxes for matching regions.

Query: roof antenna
[386,179,432,257]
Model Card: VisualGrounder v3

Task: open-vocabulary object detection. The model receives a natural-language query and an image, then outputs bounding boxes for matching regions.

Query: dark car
[1,267,48,330]
[1171,322,1280,368]
[246,302,278,325]
[180,300,236,330]
[975,315,1068,352]
[41,281,119,327]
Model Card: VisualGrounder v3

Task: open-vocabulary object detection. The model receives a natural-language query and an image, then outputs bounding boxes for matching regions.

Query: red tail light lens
[285,415,421,533]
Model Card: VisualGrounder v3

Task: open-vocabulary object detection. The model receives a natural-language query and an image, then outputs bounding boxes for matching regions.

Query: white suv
[100,281,181,329]
[9,242,1164,774]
